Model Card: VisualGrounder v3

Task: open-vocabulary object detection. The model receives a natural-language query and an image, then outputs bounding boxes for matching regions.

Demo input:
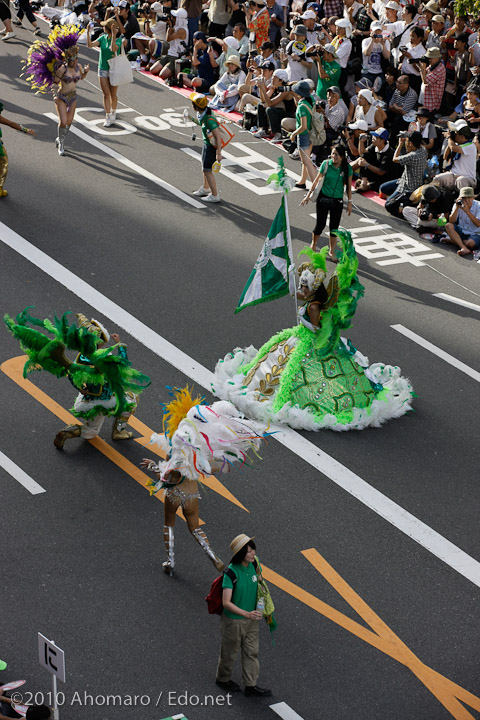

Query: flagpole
[282,183,298,325]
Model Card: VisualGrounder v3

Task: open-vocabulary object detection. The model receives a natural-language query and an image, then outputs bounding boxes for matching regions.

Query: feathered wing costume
[4,307,150,445]
[142,386,268,575]
[213,229,414,431]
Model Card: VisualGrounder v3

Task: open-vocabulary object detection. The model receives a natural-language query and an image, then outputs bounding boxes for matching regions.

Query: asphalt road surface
[1,21,479,720]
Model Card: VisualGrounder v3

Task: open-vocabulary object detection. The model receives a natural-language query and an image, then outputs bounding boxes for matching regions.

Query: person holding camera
[178,31,219,91]
[150,7,189,79]
[402,183,455,230]
[436,120,477,191]
[399,27,426,95]
[381,130,427,216]
[361,21,391,92]
[341,118,368,158]
[281,24,314,82]
[324,85,348,146]
[444,186,480,256]
[417,46,445,113]
[113,0,140,48]
[352,127,397,191]
[316,43,341,99]
[252,67,294,140]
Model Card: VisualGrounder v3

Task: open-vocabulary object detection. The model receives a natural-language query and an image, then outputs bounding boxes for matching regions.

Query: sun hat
[230,534,255,556]
[424,0,439,12]
[293,80,312,96]
[335,18,352,36]
[348,119,369,130]
[225,55,242,68]
[190,92,209,109]
[371,127,389,140]
[151,1,163,10]
[425,46,441,58]
[358,88,374,104]
[171,7,187,17]
[447,119,469,132]
[323,42,338,57]
[273,68,289,81]
[459,186,475,198]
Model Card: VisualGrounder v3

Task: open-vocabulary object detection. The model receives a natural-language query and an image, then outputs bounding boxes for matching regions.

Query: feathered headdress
[23,25,81,93]
[49,24,81,55]
[297,246,328,291]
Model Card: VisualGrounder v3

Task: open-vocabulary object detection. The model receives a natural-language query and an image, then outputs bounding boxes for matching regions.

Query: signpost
[38,633,65,720]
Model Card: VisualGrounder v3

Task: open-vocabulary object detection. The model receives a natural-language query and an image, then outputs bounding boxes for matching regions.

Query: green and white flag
[235,196,295,314]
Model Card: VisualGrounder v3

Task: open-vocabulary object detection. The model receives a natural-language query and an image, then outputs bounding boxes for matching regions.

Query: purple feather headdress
[23,25,81,94]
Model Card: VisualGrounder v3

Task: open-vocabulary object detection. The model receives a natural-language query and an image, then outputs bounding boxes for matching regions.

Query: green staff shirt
[319,159,353,198]
[296,99,313,137]
[222,560,262,619]
[98,34,122,71]
[316,60,341,100]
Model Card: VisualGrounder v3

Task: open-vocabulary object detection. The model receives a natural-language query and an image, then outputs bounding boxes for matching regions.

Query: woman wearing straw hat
[216,534,272,697]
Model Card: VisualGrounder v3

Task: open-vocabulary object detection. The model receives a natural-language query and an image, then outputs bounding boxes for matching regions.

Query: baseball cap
[459,186,475,198]
[432,14,445,23]
[326,85,340,94]
[307,2,321,13]
[371,127,389,140]
[261,40,274,49]
[293,24,308,35]
[273,68,288,81]
[385,1,400,9]
[190,92,208,109]
[260,60,276,71]
[371,21,383,30]
[151,1,163,10]
[348,119,369,130]
[323,42,338,57]
[301,9,316,19]
[171,7,187,17]
[193,30,207,41]
[416,107,431,118]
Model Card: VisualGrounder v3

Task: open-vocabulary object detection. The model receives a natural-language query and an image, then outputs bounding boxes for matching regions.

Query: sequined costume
[142,387,267,575]
[0,122,7,198]
[213,229,414,431]
[4,308,150,447]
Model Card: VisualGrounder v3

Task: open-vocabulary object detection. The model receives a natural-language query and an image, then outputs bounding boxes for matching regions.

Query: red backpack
[205,559,259,615]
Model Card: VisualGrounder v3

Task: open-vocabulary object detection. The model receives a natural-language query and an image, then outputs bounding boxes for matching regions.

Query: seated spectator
[281,24,314,82]
[352,126,398,190]
[354,87,387,129]
[213,35,241,76]
[114,0,140,49]
[342,118,369,159]
[425,13,445,49]
[346,76,373,123]
[381,64,400,104]
[412,106,437,151]
[325,85,348,144]
[402,183,455,229]
[232,23,249,56]
[238,59,274,110]
[150,7,189,79]
[246,0,270,50]
[316,43,341,99]
[361,21,391,92]
[387,74,418,136]
[399,27,426,95]
[254,40,279,68]
[444,186,480,255]
[266,0,284,47]
[252,67,295,140]
[417,46,445,113]
[133,1,170,67]
[210,55,246,110]
[462,84,480,134]
[436,120,477,190]
[381,130,427,216]
[179,31,219,90]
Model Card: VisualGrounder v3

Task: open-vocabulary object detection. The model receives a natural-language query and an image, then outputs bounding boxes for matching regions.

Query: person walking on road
[87,17,124,127]
[0,0,16,41]
[0,102,35,198]
[216,534,272,697]
[190,92,223,203]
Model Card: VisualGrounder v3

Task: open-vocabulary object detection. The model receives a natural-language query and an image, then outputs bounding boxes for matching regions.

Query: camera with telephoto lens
[306,46,322,57]
[455,198,464,206]
[408,56,429,64]
[292,16,303,26]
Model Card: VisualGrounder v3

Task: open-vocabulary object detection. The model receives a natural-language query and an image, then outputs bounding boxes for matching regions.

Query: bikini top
[59,63,81,84]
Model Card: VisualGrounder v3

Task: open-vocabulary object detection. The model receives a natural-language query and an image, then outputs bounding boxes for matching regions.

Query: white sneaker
[253,128,267,138]
[203,194,221,203]
[33,26,41,35]
[103,114,113,127]
[110,110,116,122]
[270,132,282,143]
[244,103,257,114]
[193,187,210,196]
[290,148,300,160]
[2,31,16,40]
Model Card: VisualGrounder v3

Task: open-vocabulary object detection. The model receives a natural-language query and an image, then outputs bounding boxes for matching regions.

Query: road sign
[38,634,65,683]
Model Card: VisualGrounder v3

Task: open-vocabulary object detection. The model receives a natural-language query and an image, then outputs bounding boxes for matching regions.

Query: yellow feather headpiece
[162,386,206,440]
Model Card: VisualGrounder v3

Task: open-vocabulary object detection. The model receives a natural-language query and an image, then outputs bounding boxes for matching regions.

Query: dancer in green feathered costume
[4,307,151,448]
[213,229,414,431]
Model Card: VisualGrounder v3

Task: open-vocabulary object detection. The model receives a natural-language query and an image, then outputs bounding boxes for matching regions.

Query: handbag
[108,44,133,86]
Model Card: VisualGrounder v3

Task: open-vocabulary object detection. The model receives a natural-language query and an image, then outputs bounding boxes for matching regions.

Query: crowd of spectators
[3,0,480,255]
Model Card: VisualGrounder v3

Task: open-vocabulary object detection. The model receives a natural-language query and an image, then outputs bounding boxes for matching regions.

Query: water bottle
[183,109,189,124]
[135,56,141,71]
[256,597,265,614]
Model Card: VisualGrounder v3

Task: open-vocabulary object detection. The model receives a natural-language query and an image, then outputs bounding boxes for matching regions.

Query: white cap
[224,36,240,49]
[371,21,383,30]
[447,119,469,132]
[151,2,163,10]
[273,68,289,81]
[348,119,369,130]
[385,1,400,9]
[301,9,316,19]
[171,7,187,17]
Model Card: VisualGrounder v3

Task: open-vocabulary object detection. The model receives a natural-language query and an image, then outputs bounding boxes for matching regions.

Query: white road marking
[392,324,480,383]
[2,221,480,587]
[43,113,206,210]
[433,293,480,313]
[270,702,305,720]
[0,451,46,495]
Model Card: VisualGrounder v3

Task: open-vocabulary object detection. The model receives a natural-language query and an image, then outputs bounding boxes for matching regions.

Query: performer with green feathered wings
[4,308,151,448]
[213,229,414,431]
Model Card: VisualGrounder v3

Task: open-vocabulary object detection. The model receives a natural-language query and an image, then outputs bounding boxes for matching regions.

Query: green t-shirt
[320,159,353,198]
[98,34,122,71]
[316,60,341,100]
[296,99,313,137]
[222,560,262,619]
[200,111,219,146]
